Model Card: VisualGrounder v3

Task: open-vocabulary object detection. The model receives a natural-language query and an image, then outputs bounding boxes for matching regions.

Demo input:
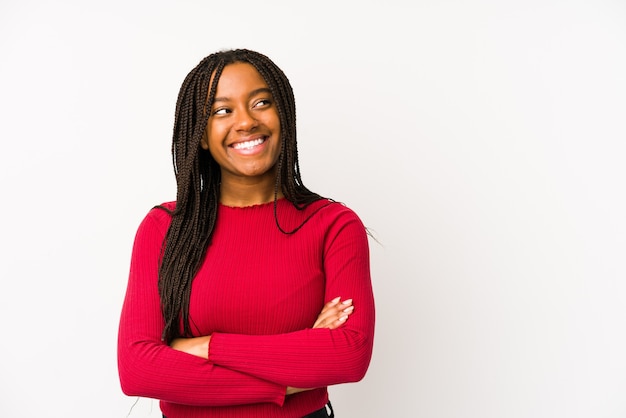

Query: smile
[231,137,266,150]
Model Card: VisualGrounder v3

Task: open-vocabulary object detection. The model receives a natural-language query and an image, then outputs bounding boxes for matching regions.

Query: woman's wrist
[170,335,212,360]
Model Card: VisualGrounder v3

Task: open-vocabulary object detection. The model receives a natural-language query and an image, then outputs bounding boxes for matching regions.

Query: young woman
[117,49,375,418]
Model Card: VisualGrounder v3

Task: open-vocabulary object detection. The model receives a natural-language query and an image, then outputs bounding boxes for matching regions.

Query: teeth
[233,138,264,150]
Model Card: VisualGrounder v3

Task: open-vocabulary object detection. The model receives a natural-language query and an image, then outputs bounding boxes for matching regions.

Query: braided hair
[158,49,322,342]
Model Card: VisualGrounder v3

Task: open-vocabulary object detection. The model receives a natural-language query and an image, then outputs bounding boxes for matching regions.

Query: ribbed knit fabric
[117,198,375,418]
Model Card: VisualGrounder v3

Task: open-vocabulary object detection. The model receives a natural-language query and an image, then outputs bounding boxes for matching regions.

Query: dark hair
[158,49,322,342]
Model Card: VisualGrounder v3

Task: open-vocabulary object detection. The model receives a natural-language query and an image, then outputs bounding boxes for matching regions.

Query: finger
[313,299,346,327]
[314,302,355,329]
[313,298,353,326]
[323,298,352,314]
[313,297,341,328]
[318,297,341,315]
[340,298,353,308]
[327,310,352,329]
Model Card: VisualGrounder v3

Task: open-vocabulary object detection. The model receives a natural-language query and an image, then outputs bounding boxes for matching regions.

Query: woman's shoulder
[298,198,365,228]
[314,198,360,215]
[153,200,176,213]
[139,201,176,229]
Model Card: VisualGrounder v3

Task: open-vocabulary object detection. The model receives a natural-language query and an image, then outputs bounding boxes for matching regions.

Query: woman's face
[201,62,281,184]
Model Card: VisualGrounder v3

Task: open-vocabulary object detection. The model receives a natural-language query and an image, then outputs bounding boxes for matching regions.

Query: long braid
[157,49,322,342]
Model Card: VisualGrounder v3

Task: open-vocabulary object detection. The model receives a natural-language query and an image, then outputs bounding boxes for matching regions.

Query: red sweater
[117,198,375,418]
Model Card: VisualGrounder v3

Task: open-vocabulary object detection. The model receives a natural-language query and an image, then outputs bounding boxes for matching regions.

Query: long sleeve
[117,210,286,407]
[207,205,375,388]
[117,199,375,417]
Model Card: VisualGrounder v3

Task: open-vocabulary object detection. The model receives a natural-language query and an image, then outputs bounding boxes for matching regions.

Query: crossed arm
[118,207,374,407]
[169,296,355,395]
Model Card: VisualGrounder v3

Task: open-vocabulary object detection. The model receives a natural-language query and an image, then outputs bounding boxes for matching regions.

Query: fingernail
[341,299,353,305]
[338,315,348,322]
[343,306,354,313]
[331,297,341,304]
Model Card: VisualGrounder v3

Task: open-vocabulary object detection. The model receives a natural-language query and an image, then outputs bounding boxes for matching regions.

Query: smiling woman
[116,49,375,418]
[200,62,283,202]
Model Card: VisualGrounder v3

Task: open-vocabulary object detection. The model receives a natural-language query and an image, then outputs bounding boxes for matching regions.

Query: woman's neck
[218,175,283,208]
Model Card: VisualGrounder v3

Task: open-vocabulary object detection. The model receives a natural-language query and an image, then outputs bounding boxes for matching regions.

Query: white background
[1,1,625,417]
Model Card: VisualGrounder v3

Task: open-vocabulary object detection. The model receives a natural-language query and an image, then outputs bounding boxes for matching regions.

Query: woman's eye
[213,108,229,115]
[254,99,271,108]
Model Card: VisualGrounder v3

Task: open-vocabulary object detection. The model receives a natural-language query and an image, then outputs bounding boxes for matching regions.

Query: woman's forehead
[209,62,271,100]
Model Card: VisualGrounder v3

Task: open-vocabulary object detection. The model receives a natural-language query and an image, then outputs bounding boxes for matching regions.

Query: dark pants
[304,401,334,418]
[163,401,334,418]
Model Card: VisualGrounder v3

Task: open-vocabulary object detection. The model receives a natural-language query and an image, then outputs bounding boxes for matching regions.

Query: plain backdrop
[1,1,625,417]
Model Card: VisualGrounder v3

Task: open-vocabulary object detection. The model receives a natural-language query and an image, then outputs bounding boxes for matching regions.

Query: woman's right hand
[313,297,354,329]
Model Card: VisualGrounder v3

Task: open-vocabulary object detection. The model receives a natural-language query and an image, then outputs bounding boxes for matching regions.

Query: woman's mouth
[231,137,267,150]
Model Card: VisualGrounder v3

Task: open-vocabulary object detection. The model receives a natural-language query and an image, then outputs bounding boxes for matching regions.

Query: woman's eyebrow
[248,87,272,98]
[213,87,273,104]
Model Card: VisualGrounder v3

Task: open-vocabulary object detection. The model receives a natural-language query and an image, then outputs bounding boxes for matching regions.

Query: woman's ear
[200,129,209,150]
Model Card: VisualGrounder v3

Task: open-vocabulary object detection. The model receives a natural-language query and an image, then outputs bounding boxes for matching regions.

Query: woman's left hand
[169,335,212,359]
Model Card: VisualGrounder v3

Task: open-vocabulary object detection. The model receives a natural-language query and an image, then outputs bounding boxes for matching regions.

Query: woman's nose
[234,108,258,131]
